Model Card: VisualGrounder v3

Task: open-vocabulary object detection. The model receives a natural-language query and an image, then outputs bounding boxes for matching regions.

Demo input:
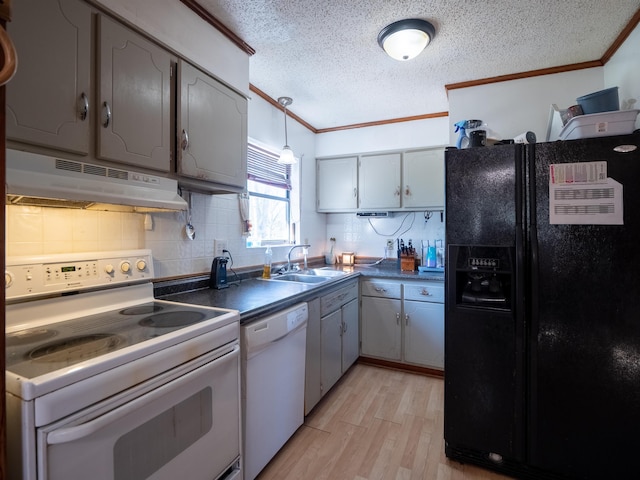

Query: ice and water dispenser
[448,245,514,311]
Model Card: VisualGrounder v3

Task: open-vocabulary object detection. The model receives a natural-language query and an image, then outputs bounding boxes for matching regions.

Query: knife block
[400,255,417,271]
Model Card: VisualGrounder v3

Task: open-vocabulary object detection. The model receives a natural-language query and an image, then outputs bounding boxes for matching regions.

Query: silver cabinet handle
[396,312,400,325]
[405,313,409,325]
[420,288,433,296]
[374,287,387,293]
[181,129,189,150]
[78,93,89,121]
[405,185,411,196]
[101,101,111,128]
[353,187,357,198]
[394,186,401,196]
[342,320,348,333]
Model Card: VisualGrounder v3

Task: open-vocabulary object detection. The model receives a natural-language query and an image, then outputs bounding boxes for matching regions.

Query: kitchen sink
[270,273,332,284]
[307,268,348,277]
[268,268,348,284]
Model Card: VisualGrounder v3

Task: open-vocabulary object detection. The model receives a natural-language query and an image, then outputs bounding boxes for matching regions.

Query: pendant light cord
[283,104,289,146]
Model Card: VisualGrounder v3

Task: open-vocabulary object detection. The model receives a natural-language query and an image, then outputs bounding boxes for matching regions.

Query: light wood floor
[257,363,514,480]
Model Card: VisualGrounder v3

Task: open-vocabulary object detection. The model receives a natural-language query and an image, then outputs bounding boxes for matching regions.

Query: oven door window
[37,347,240,480]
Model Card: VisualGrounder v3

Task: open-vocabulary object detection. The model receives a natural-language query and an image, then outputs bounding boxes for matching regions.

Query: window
[246,143,292,246]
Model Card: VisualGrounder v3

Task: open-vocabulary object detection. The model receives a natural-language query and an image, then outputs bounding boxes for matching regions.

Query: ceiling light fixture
[377,19,436,61]
[277,96,296,164]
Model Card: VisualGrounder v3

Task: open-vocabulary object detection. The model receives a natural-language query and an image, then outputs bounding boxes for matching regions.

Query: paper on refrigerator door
[549,161,623,225]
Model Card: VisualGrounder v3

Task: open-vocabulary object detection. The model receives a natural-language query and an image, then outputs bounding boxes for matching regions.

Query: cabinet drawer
[403,282,444,303]
[361,280,401,299]
[320,281,358,316]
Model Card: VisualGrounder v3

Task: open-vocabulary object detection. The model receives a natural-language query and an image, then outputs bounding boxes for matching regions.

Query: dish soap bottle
[262,246,272,279]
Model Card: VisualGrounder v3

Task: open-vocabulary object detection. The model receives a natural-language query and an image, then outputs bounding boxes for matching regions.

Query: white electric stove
[5,249,242,480]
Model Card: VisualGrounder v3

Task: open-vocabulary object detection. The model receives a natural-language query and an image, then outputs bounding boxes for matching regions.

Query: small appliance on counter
[210,256,229,289]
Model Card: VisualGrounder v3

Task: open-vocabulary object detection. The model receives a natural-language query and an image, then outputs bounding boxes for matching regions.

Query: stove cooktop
[6,300,230,380]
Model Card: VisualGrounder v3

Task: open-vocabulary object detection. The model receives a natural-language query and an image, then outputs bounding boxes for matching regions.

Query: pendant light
[277,96,296,164]
[378,19,435,61]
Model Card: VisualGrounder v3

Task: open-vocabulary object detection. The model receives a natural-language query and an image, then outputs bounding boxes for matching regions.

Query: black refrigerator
[444,132,640,480]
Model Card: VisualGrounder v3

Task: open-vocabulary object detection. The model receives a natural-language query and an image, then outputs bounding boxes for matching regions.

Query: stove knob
[136,259,147,271]
[105,264,114,274]
[120,261,131,274]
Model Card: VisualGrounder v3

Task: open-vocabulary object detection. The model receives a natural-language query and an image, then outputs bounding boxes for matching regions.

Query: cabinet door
[402,148,445,209]
[7,0,91,154]
[317,157,358,211]
[341,299,359,372]
[320,310,343,395]
[404,300,444,369]
[360,296,402,360]
[358,153,401,209]
[97,15,172,171]
[305,298,322,415]
[178,61,248,188]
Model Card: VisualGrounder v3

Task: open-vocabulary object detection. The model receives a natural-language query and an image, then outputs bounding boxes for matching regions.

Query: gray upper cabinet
[97,15,172,172]
[7,0,246,188]
[402,148,445,209]
[177,60,247,190]
[6,0,92,154]
[316,156,358,212]
[316,147,444,212]
[358,152,401,210]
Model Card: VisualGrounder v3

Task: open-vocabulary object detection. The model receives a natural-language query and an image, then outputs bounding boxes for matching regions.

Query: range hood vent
[6,150,188,212]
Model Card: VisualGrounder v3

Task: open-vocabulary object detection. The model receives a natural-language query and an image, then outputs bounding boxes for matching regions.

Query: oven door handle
[46,344,239,445]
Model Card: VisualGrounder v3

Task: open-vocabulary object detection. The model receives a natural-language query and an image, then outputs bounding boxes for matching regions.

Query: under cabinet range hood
[6,150,188,212]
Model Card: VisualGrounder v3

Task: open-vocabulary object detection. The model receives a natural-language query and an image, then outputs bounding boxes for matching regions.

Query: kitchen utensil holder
[400,255,417,271]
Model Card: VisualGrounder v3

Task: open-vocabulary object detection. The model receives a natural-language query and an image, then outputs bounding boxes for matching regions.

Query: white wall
[605,23,640,128]
[316,116,449,156]
[447,68,604,144]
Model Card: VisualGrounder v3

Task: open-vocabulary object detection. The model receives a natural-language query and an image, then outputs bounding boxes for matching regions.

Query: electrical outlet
[386,239,394,250]
[214,239,227,257]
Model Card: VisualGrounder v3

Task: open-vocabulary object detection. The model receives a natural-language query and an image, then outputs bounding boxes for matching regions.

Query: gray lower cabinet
[360,279,444,370]
[7,0,92,154]
[177,60,248,191]
[305,279,359,415]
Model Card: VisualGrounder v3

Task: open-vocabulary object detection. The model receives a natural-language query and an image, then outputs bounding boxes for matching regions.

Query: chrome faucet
[287,244,311,272]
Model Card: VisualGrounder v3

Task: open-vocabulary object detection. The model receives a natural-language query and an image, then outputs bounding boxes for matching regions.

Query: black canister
[469,129,486,147]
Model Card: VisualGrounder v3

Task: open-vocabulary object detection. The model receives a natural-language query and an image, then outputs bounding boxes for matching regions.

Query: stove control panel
[5,249,154,301]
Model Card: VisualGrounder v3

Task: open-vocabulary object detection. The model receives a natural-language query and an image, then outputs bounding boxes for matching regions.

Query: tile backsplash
[6,199,446,279]
[325,211,445,264]
[5,192,264,279]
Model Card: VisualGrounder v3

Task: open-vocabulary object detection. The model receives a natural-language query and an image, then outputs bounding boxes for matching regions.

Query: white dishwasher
[241,302,308,480]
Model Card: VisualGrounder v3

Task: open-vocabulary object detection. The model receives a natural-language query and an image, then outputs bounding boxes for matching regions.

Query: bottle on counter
[262,246,272,279]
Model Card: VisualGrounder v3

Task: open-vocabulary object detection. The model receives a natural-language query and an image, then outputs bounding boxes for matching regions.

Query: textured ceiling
[197,0,640,130]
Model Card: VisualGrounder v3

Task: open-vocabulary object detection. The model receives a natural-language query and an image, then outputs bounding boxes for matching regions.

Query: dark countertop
[155,262,444,324]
